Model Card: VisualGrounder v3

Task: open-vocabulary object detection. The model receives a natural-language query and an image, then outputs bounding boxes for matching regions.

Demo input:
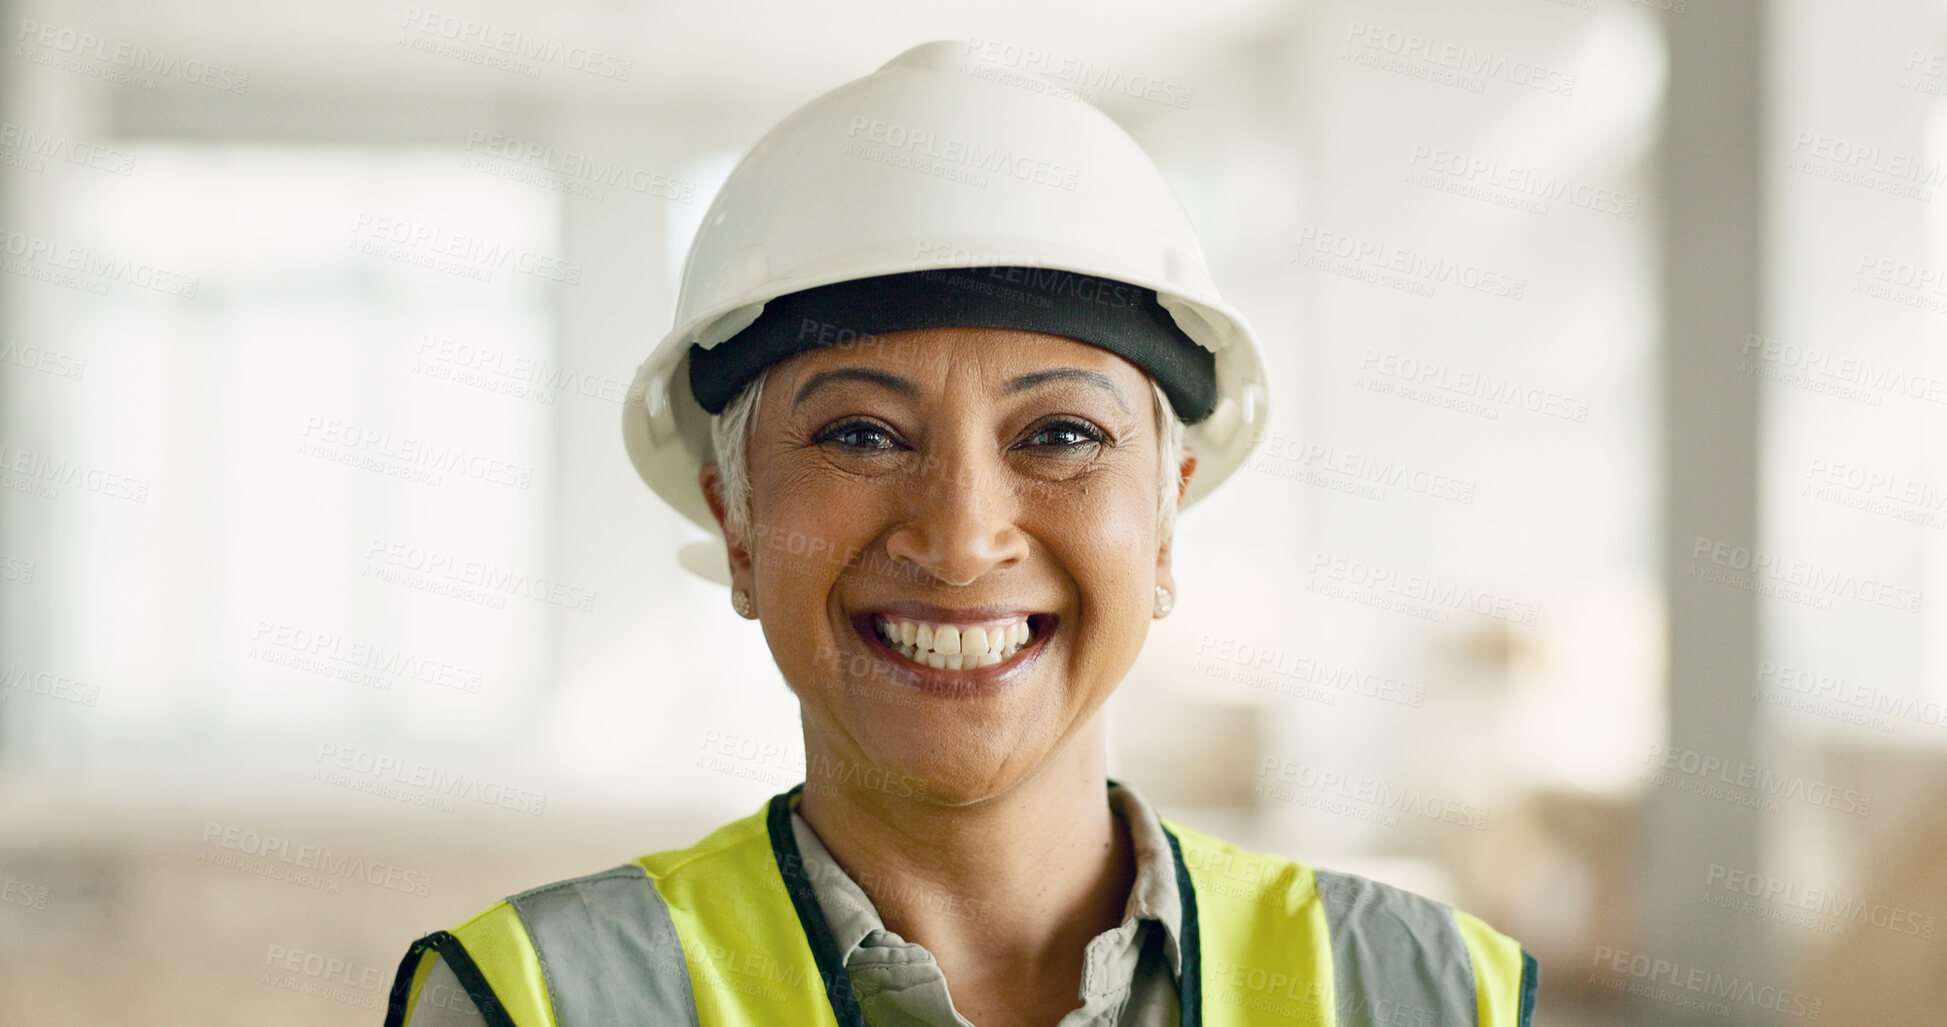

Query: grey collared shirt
[403,780,1184,1026]
[786,780,1184,1027]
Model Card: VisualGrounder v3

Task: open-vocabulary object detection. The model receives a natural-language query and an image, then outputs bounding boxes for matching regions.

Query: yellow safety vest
[386,784,1537,1026]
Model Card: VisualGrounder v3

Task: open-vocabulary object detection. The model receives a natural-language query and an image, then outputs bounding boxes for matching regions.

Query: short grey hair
[707,368,1188,552]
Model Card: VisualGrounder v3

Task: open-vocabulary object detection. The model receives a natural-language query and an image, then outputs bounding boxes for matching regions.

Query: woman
[386,40,1536,1027]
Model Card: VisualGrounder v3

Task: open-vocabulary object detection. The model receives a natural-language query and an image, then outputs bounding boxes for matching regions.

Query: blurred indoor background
[2,0,1940,1023]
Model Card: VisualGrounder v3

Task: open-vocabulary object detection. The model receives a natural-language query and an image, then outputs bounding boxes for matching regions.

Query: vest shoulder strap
[384,862,703,1027]
[505,862,701,1026]
[388,796,840,1027]
[1162,816,1537,1027]
[385,900,556,1027]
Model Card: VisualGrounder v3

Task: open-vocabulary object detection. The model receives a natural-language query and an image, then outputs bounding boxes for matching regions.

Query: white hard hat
[624,39,1270,585]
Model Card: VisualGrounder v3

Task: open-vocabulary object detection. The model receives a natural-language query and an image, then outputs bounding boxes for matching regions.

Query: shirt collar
[785,778,1187,982]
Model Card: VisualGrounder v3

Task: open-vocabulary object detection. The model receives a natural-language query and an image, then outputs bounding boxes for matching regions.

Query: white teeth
[871,614,1038,670]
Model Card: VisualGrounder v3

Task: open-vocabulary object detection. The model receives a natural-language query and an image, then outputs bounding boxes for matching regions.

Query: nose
[883,447,1030,587]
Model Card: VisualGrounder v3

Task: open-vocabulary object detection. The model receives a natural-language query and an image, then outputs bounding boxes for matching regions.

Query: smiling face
[699,326,1194,806]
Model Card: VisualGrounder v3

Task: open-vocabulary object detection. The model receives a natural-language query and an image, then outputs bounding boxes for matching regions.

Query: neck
[795,720,1135,978]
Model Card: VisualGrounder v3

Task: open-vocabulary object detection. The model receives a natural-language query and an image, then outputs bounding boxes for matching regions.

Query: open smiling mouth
[849,611,1059,683]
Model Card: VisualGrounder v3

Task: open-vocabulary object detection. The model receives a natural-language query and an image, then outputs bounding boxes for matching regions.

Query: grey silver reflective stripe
[506,862,700,1027]
[1313,869,1477,1027]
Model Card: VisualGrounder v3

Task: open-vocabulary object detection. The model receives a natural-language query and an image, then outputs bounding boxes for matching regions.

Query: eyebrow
[1001,367,1129,413]
[793,367,918,408]
[792,365,1130,413]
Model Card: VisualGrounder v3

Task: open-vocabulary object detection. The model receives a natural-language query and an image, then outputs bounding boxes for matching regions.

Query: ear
[1155,447,1197,598]
[698,463,756,596]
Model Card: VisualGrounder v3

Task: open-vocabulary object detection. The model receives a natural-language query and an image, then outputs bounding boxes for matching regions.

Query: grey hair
[707,369,1188,550]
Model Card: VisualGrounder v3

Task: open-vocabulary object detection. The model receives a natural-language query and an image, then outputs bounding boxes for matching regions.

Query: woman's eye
[817,421,900,452]
[1020,419,1106,451]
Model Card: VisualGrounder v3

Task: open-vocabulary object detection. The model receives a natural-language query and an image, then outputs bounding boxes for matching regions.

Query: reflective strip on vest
[507,863,699,1027]
[1165,815,1533,1027]
[389,787,1536,1027]
[1313,868,1474,1027]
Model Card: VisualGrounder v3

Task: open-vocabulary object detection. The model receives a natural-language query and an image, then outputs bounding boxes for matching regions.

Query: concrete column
[1648,2,1772,1021]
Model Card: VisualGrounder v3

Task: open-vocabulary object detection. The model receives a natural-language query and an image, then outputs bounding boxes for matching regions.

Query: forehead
[768,325,1149,386]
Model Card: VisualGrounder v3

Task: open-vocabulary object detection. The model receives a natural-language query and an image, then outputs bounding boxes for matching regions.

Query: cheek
[1054,468,1157,555]
[1031,474,1158,627]
[746,469,878,618]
